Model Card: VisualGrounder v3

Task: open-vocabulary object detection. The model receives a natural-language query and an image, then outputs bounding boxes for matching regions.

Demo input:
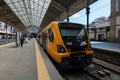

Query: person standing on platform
[20,36,24,47]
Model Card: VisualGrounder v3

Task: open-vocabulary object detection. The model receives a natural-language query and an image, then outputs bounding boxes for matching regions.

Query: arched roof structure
[0,0,96,33]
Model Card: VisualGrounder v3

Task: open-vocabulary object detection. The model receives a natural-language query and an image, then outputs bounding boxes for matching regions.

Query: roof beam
[58,0,97,20]
[51,0,66,12]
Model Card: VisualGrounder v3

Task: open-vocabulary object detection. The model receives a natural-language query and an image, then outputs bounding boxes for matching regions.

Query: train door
[48,28,54,42]
[42,32,47,49]
[48,28,55,51]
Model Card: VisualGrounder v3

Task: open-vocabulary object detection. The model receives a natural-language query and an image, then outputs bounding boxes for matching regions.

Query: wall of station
[110,0,120,42]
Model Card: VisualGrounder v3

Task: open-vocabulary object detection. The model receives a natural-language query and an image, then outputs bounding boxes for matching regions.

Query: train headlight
[57,45,66,53]
[80,41,87,46]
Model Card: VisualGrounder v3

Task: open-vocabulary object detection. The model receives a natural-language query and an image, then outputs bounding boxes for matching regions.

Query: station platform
[91,41,120,66]
[91,41,120,53]
[0,39,62,80]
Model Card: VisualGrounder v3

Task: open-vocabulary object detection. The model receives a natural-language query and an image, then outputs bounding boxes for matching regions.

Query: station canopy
[4,0,51,28]
[0,0,97,33]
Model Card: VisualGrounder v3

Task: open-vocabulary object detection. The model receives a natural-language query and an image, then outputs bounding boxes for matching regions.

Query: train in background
[37,21,93,66]
[0,30,15,39]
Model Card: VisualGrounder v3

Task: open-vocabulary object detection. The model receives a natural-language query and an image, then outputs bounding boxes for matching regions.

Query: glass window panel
[24,16,27,20]
[22,21,26,24]
[23,19,26,22]
[31,8,34,12]
[14,2,19,7]
[19,17,22,20]
[19,1,23,6]
[25,16,28,19]
[11,0,18,2]
[24,24,27,26]
[32,14,34,17]
[26,20,29,24]
[41,14,44,18]
[45,0,51,3]
[39,6,42,10]
[33,9,37,12]
[44,3,49,9]
[31,0,34,2]
[38,9,42,12]
[42,13,45,16]
[33,11,36,15]
[13,9,19,12]
[16,12,21,17]
[21,11,27,14]
[12,9,17,12]
[28,8,30,12]
[42,9,47,13]
[22,9,26,13]
[39,1,44,5]
[8,4,15,9]
[25,21,29,25]
[36,11,40,15]
[16,8,22,11]
[26,1,30,8]
[35,4,38,9]
[33,2,35,7]
[33,22,35,25]
[35,0,38,3]
[23,22,25,25]
[21,21,25,24]
[31,2,34,8]
[4,0,11,4]
[31,13,34,16]
[27,9,30,14]
[27,23,30,26]
[18,11,23,15]
[20,16,25,19]
[14,11,19,15]
[25,0,28,6]
[35,19,38,21]
[16,4,21,8]
[42,10,46,14]
[31,18,34,20]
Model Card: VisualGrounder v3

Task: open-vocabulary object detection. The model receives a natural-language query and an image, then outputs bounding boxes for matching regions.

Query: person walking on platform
[20,36,24,47]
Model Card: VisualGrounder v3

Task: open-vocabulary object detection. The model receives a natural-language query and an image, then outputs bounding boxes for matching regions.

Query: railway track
[56,58,120,80]
[59,67,95,80]
[83,63,120,80]
[93,48,120,66]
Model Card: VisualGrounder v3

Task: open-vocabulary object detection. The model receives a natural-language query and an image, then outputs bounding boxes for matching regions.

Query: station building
[89,17,110,41]
[0,21,15,39]
[110,0,120,42]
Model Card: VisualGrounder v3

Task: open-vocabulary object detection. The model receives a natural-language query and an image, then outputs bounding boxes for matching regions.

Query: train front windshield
[59,23,88,52]
[58,23,87,41]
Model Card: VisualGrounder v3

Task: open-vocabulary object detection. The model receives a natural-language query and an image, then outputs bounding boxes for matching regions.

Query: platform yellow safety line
[35,40,51,80]
[0,42,15,47]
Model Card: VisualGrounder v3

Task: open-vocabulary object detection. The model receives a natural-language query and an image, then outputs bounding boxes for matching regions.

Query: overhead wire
[70,2,110,21]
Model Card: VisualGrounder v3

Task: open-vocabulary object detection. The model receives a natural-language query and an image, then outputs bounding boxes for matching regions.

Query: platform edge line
[35,40,51,80]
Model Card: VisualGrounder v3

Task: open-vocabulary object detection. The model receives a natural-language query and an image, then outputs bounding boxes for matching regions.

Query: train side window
[48,28,54,42]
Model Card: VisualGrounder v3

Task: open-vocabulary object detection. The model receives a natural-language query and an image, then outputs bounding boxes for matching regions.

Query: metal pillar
[67,8,69,22]
[86,0,90,34]
[5,24,8,40]
[94,26,96,41]
[16,31,21,47]
[10,27,12,39]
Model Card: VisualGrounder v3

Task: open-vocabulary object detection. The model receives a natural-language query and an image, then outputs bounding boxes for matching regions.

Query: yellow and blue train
[38,21,93,66]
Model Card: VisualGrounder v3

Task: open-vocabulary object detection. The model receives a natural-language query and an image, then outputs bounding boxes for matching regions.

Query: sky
[68,0,111,25]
